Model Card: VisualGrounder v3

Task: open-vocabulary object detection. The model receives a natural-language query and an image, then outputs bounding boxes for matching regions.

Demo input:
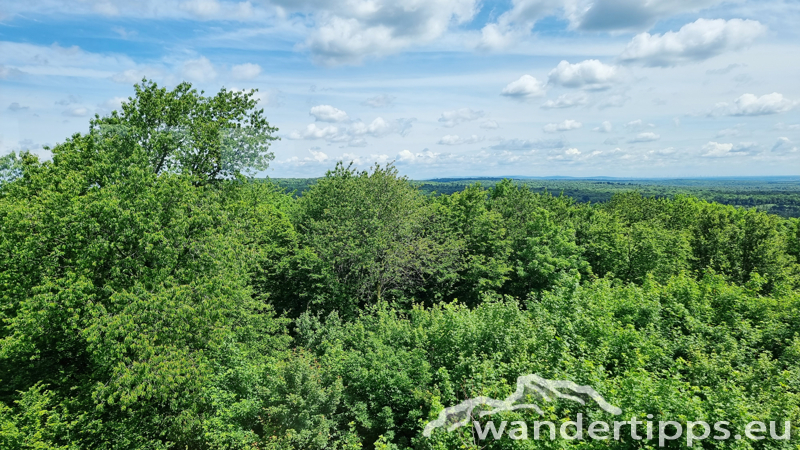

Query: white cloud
[714,93,797,116]
[478,0,559,50]
[619,19,766,67]
[230,63,262,80]
[350,117,397,137]
[480,119,499,129]
[310,105,349,122]
[363,94,395,108]
[289,123,341,140]
[775,123,800,131]
[564,0,725,31]
[543,119,582,133]
[501,75,546,100]
[63,107,89,117]
[701,141,751,158]
[298,0,479,65]
[548,147,582,160]
[437,134,484,145]
[625,119,655,131]
[438,108,484,127]
[288,116,414,145]
[396,149,442,164]
[181,56,217,83]
[593,121,612,133]
[628,132,660,143]
[541,93,588,109]
[547,60,619,90]
[772,137,798,153]
[308,149,329,162]
[397,149,416,162]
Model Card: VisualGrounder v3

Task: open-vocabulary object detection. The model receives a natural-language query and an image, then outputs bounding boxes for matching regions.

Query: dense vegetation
[2,81,800,449]
[273,176,800,218]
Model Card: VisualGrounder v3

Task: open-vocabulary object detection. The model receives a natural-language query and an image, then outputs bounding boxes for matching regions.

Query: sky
[1,0,799,179]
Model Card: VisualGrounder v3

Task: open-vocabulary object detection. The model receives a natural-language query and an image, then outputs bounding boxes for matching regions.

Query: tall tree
[91,79,278,182]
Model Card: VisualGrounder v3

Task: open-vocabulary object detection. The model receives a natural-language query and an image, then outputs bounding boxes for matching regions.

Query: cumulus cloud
[548,147,582,160]
[438,108,485,127]
[181,56,217,83]
[547,60,619,90]
[231,63,262,80]
[297,0,479,65]
[288,116,415,145]
[593,121,612,133]
[438,134,484,145]
[628,132,660,143]
[310,105,349,122]
[713,93,797,116]
[477,0,559,50]
[289,123,341,140]
[564,0,725,31]
[541,93,588,109]
[619,19,766,67]
[396,149,442,164]
[701,141,753,157]
[363,94,395,108]
[501,75,546,100]
[772,137,798,153]
[543,119,582,133]
[308,148,329,162]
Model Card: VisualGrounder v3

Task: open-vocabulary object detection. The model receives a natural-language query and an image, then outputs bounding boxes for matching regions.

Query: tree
[91,79,278,182]
[488,180,590,297]
[0,83,289,448]
[291,163,461,316]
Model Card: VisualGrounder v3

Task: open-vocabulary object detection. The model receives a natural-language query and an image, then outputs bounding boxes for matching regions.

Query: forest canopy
[2,81,800,449]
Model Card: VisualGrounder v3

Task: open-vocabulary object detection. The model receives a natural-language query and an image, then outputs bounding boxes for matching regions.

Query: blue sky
[1,0,799,178]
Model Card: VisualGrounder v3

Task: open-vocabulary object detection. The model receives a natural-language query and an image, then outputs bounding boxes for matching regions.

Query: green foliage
[290,162,461,316]
[2,80,800,449]
[91,79,277,182]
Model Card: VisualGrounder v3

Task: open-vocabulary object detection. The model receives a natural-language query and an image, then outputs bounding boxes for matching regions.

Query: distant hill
[264,176,800,218]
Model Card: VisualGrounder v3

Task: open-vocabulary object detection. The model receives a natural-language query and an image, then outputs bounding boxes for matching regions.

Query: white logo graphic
[423,374,622,437]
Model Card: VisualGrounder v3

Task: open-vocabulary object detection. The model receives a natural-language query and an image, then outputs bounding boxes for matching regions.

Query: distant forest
[271,176,800,218]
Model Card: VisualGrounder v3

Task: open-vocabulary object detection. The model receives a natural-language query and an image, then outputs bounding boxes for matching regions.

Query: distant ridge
[423,175,800,182]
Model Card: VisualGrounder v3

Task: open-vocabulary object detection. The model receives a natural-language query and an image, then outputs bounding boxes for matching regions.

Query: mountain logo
[423,374,622,437]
